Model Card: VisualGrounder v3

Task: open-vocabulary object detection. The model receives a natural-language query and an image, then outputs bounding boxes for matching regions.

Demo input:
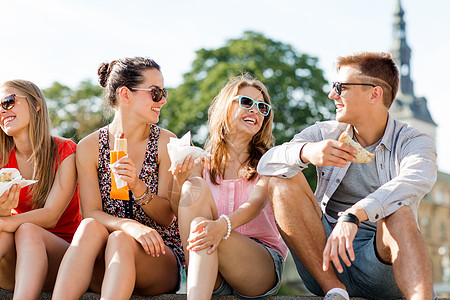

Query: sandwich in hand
[338,131,375,163]
[0,171,13,182]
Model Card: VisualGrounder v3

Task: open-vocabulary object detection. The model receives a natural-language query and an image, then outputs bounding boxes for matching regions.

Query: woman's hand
[122,221,166,257]
[112,156,140,190]
[187,217,228,254]
[171,155,195,184]
[0,184,20,215]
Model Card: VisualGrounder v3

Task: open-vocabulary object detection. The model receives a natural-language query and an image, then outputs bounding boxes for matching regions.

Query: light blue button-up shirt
[257,115,437,224]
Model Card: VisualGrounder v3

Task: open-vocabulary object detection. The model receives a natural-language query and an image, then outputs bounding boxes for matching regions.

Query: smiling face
[128,68,166,124]
[328,66,375,125]
[228,86,266,137]
[0,86,31,138]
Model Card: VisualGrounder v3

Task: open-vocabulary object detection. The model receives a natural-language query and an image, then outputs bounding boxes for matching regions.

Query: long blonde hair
[205,74,274,185]
[0,80,57,209]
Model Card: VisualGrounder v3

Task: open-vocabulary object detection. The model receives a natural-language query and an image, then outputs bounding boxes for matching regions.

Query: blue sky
[1,0,449,172]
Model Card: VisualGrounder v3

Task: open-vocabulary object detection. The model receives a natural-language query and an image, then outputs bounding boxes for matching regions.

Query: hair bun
[97,62,110,87]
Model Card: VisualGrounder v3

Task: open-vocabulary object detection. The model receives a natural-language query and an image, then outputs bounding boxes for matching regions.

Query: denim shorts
[291,216,403,300]
[213,239,285,299]
[168,245,184,293]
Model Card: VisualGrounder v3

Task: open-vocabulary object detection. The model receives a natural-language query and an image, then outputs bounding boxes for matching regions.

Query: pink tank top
[204,170,288,259]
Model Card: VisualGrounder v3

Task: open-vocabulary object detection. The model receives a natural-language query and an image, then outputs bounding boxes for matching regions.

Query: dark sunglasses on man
[1,94,27,110]
[332,82,376,96]
[130,86,169,102]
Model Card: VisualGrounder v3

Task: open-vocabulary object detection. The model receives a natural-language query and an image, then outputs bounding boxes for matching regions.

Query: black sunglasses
[1,94,27,110]
[130,87,169,102]
[332,82,376,95]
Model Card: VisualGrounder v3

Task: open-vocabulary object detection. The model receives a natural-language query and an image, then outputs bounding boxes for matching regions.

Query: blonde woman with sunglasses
[0,80,81,299]
[171,75,287,300]
[52,57,183,300]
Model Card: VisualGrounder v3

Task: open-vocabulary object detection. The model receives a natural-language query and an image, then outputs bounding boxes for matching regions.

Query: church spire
[390,0,414,98]
[388,0,437,141]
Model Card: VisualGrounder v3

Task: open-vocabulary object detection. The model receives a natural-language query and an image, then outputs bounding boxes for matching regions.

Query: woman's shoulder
[158,128,176,145]
[76,131,100,156]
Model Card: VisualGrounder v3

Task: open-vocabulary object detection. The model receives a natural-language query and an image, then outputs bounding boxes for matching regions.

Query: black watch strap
[337,212,360,227]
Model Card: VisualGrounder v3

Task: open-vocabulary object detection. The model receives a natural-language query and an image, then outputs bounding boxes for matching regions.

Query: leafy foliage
[161,31,335,146]
[43,80,111,143]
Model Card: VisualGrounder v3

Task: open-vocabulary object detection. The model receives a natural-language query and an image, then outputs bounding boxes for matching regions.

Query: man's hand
[301,140,357,168]
[322,221,358,273]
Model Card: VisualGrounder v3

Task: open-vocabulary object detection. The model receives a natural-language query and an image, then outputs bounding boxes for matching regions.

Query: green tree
[44,80,111,142]
[161,31,335,187]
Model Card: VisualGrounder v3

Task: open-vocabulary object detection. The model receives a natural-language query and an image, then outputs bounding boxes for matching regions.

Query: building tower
[389,0,437,142]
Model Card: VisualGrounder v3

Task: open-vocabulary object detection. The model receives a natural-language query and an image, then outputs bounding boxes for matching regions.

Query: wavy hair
[0,80,57,209]
[204,74,274,185]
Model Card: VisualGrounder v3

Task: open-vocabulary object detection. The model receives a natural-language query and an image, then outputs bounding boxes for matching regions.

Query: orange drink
[110,137,129,200]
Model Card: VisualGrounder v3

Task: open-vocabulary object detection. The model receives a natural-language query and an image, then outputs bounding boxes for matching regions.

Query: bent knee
[383,206,417,231]
[268,172,313,201]
[106,231,135,252]
[72,218,108,243]
[15,223,43,242]
[179,177,211,207]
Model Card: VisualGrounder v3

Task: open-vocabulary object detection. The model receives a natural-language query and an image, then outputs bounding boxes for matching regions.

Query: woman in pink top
[171,75,287,299]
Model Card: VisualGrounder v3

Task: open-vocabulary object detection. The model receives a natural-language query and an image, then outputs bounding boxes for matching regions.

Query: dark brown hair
[97,57,161,107]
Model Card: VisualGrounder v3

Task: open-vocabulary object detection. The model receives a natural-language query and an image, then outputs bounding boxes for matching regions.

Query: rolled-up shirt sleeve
[257,141,307,178]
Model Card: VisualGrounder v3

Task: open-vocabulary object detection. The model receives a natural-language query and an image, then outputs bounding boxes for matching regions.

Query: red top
[7,137,81,242]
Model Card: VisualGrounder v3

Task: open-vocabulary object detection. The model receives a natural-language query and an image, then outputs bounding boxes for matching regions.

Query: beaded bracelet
[133,184,149,202]
[337,212,360,227]
[219,214,231,240]
[137,192,154,206]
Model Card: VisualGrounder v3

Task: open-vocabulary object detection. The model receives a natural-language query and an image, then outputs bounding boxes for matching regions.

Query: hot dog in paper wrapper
[0,168,37,196]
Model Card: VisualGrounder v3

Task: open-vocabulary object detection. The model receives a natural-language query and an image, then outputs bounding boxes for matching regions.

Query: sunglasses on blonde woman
[131,87,169,102]
[1,94,27,110]
[232,95,271,117]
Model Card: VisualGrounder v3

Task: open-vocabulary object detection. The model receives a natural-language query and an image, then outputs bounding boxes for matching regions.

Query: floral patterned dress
[97,125,184,264]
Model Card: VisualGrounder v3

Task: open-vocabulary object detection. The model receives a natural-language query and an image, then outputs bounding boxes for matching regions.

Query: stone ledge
[0,289,448,299]
[0,290,365,300]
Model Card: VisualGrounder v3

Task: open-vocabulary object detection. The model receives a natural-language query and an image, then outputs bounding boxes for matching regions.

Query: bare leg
[179,177,279,299]
[100,231,178,299]
[377,206,433,300]
[268,173,345,294]
[217,233,277,297]
[52,218,109,300]
[0,231,16,290]
[13,223,69,300]
[178,178,219,300]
